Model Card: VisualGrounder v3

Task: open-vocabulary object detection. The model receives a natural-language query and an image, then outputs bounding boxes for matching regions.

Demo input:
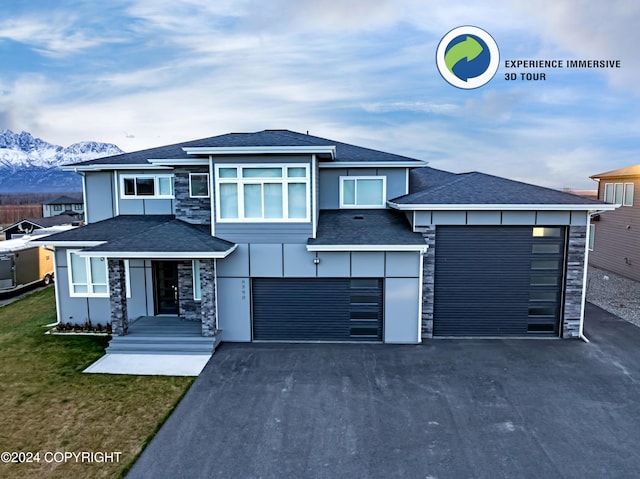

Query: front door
[153,261,179,315]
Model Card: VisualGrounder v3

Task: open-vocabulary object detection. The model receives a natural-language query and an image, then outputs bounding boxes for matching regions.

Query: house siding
[85,171,116,223]
[215,243,422,343]
[318,167,408,209]
[589,178,640,281]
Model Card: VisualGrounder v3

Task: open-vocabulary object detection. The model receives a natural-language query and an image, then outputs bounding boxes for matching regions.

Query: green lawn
[0,288,194,478]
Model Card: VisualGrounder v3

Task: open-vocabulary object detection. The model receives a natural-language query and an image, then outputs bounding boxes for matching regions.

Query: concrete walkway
[83,353,211,376]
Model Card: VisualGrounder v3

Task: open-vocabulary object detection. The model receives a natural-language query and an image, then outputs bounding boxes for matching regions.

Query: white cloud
[0,16,121,57]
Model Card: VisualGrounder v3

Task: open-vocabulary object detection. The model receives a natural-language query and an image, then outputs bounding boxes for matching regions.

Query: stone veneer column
[108,259,128,336]
[562,226,587,338]
[178,261,201,321]
[200,259,216,337]
[415,226,436,339]
[174,167,211,225]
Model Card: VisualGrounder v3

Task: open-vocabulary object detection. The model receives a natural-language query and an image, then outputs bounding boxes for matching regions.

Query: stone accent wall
[178,261,201,321]
[200,259,216,336]
[108,259,129,336]
[416,226,436,339]
[562,226,587,338]
[174,167,211,225]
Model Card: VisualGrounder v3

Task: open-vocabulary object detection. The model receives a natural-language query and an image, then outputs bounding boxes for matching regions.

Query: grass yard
[0,288,194,478]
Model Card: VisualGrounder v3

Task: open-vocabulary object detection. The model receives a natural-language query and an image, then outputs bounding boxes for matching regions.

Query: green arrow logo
[444,36,483,76]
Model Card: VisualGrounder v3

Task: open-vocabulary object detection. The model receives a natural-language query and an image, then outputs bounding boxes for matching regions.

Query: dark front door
[153,261,179,315]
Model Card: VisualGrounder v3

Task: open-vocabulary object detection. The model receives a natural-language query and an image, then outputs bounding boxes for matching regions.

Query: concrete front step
[106,335,221,355]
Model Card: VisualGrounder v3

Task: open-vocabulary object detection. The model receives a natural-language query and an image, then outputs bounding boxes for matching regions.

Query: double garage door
[434,226,566,337]
[252,278,383,342]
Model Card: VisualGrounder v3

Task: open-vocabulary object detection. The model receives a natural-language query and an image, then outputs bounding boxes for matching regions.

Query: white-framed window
[215,164,310,222]
[603,183,613,203]
[614,183,624,204]
[589,224,595,251]
[623,183,634,206]
[73,204,83,211]
[339,176,386,208]
[67,250,109,297]
[53,204,62,211]
[120,174,174,199]
[193,260,201,301]
[189,173,210,198]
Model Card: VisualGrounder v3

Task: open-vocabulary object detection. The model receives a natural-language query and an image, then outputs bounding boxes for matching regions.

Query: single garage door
[252,278,383,342]
[434,226,565,337]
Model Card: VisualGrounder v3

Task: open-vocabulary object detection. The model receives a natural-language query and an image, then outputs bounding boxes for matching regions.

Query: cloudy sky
[1,0,638,189]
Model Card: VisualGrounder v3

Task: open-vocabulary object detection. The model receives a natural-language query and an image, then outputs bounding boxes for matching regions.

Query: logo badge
[436,26,499,89]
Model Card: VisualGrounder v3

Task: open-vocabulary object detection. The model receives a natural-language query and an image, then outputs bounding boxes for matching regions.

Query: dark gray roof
[393,169,605,206]
[82,220,234,254]
[41,215,175,242]
[67,130,423,167]
[308,209,426,246]
[44,195,82,205]
[409,166,457,192]
[6,215,77,230]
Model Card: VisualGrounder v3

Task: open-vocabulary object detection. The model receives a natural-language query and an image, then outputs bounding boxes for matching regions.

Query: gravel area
[587,265,640,328]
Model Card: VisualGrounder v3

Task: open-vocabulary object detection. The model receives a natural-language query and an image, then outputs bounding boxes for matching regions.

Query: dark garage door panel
[434,226,564,337]
[252,278,383,342]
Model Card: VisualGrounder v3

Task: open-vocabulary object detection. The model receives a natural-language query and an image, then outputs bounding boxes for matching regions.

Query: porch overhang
[77,245,237,259]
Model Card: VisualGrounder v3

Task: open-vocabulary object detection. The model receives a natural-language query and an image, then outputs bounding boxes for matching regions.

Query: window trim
[73,203,83,211]
[119,174,174,199]
[623,183,634,206]
[339,176,387,209]
[193,260,201,301]
[215,163,311,223]
[614,183,624,205]
[189,173,210,198]
[67,250,109,298]
[53,204,63,211]
[603,183,613,203]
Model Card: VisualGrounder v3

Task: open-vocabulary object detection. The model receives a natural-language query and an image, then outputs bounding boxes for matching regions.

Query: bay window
[216,164,309,221]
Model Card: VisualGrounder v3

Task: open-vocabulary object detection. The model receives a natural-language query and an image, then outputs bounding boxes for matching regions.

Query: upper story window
[340,176,386,208]
[215,164,309,222]
[189,173,210,198]
[73,203,83,211]
[603,182,634,206]
[120,174,174,199]
[53,204,62,211]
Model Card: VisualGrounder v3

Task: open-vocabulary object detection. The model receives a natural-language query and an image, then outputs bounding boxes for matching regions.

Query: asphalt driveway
[127,304,640,478]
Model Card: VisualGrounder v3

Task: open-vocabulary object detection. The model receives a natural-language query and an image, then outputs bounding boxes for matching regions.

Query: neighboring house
[4,215,77,240]
[43,195,84,219]
[34,130,612,351]
[589,164,640,281]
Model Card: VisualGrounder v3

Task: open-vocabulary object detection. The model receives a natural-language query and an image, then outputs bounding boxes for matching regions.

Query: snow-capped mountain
[0,129,123,193]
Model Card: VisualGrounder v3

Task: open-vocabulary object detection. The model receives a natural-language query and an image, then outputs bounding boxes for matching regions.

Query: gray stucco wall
[54,248,111,326]
[115,170,175,216]
[413,210,589,227]
[319,167,408,209]
[215,244,422,343]
[85,171,115,223]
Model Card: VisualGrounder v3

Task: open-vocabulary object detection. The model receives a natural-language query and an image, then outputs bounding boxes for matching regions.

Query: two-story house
[36,130,611,353]
[589,164,640,281]
[42,195,84,219]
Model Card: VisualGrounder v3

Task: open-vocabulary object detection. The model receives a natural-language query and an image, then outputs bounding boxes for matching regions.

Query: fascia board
[387,202,618,212]
[182,146,336,158]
